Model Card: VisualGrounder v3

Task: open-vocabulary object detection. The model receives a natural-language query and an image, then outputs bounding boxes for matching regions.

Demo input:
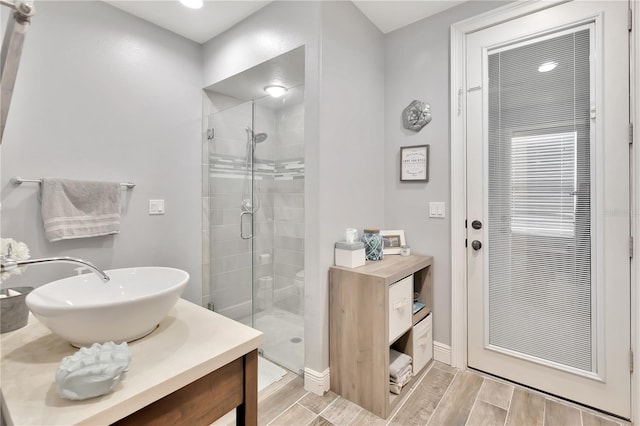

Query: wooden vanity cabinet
[329,254,433,419]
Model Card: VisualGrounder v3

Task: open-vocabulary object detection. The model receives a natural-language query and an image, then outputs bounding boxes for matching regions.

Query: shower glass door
[206,84,305,375]
[207,100,255,328]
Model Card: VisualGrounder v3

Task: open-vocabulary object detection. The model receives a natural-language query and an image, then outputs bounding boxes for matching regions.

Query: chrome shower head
[253,132,268,144]
[245,127,268,144]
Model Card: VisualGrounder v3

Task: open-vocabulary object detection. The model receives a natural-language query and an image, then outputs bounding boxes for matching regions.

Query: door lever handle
[240,210,253,240]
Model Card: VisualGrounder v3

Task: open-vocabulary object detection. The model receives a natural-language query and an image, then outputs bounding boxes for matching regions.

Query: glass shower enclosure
[204,51,305,375]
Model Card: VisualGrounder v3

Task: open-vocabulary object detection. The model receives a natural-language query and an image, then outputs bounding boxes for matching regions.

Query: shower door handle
[240,210,253,240]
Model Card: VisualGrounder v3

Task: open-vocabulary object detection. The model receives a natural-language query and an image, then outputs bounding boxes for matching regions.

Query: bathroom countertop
[0,298,263,426]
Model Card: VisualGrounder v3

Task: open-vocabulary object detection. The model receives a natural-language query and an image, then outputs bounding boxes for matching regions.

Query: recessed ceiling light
[264,85,287,98]
[179,0,203,9]
[538,61,558,73]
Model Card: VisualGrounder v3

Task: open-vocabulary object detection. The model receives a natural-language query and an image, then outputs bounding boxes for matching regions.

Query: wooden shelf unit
[329,254,433,419]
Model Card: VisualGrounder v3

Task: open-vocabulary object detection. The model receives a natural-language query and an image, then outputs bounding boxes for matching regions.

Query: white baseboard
[434,341,452,365]
[304,367,330,396]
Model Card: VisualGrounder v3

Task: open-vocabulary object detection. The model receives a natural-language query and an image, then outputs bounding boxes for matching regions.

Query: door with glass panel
[466,1,630,417]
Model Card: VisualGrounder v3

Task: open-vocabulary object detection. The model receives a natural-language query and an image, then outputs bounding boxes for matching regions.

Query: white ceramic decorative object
[26,267,189,346]
[56,342,131,400]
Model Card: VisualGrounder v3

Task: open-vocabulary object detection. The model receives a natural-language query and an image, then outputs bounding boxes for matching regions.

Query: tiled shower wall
[202,95,304,320]
[273,103,305,315]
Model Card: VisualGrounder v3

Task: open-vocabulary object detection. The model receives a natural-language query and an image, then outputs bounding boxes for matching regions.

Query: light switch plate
[149,199,165,215]
[429,202,445,218]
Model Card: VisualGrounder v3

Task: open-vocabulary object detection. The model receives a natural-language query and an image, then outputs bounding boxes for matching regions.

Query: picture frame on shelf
[380,230,406,255]
[400,144,429,182]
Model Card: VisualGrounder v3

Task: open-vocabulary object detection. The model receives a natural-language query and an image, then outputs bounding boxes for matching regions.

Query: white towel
[389,349,412,380]
[41,178,121,242]
[390,364,412,385]
[389,367,413,395]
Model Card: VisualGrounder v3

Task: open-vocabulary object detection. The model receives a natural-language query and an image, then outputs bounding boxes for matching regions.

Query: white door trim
[632,1,639,423]
[449,0,637,421]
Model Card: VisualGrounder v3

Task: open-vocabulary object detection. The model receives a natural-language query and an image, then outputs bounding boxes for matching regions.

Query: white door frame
[449,0,637,421]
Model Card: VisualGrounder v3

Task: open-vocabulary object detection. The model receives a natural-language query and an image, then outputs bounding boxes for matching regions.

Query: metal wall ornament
[402,100,432,132]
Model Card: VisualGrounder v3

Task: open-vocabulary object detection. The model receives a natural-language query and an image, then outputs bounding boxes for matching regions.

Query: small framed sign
[400,144,429,182]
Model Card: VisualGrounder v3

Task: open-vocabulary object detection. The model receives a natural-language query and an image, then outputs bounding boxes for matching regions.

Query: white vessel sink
[26,267,189,347]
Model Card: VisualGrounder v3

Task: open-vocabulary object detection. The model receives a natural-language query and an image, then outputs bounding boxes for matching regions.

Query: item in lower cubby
[389,382,403,395]
[389,348,412,395]
[413,301,425,315]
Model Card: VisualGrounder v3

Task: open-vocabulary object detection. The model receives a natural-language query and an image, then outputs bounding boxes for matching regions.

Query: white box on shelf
[412,313,433,374]
[388,275,413,344]
[335,241,366,268]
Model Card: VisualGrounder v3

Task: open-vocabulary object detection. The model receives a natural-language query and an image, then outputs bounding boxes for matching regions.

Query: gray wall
[201,0,384,375]
[202,2,320,88]
[383,1,509,346]
[316,0,385,368]
[0,1,204,303]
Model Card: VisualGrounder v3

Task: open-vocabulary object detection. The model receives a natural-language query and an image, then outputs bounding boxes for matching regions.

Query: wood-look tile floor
[214,361,630,426]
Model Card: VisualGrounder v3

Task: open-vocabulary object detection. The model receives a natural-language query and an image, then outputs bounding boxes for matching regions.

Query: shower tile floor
[258,356,287,392]
[240,307,305,374]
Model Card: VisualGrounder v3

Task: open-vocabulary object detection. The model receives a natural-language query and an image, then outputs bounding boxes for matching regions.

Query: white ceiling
[104,0,464,44]
[104,1,272,44]
[352,1,465,34]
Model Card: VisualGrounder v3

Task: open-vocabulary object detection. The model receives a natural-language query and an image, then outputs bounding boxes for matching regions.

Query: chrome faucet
[0,254,110,282]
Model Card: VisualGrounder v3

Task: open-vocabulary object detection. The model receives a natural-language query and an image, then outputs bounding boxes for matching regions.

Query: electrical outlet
[149,199,165,215]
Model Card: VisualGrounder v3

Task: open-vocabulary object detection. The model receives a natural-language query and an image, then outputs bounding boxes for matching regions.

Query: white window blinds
[510,131,577,238]
[487,28,593,372]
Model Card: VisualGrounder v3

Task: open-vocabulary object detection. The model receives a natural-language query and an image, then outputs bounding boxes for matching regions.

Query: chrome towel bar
[11,177,136,189]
